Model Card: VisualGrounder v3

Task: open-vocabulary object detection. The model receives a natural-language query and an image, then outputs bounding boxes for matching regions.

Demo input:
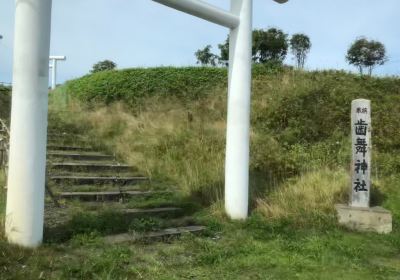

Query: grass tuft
[256,168,349,224]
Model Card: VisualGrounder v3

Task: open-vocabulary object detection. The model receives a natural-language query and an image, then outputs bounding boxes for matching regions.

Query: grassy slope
[1,68,400,279]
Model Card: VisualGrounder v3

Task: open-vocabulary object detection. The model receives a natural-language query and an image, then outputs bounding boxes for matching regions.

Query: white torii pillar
[153,0,287,220]
[49,56,66,90]
[5,0,52,247]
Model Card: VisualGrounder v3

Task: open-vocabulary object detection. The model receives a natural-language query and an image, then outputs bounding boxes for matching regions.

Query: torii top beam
[49,55,66,61]
[152,0,239,28]
[153,0,288,29]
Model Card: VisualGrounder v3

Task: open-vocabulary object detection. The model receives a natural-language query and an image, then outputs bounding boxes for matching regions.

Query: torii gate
[49,55,66,90]
[5,0,287,247]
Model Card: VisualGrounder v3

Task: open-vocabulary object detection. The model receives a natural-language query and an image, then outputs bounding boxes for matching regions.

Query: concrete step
[50,175,148,185]
[47,132,86,139]
[49,162,135,173]
[59,190,166,201]
[48,151,114,161]
[104,226,206,244]
[47,137,88,145]
[48,140,89,146]
[121,207,182,218]
[47,145,93,152]
[50,184,149,192]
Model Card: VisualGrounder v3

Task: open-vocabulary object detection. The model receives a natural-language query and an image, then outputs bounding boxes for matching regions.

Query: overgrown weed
[256,168,348,225]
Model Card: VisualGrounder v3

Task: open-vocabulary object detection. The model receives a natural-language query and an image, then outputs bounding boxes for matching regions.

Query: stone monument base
[335,204,392,234]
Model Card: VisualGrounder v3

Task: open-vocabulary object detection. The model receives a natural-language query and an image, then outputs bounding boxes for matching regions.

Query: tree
[252,28,288,63]
[91,60,117,73]
[218,37,229,66]
[290,33,311,69]
[215,28,289,66]
[195,45,218,66]
[346,38,387,76]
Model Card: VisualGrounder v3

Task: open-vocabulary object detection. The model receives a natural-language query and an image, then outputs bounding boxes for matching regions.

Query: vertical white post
[225,0,252,219]
[49,56,66,90]
[5,0,52,247]
[51,58,56,90]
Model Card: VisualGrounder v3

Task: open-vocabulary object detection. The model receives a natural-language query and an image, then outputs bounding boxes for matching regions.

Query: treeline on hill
[195,28,310,69]
[195,28,388,76]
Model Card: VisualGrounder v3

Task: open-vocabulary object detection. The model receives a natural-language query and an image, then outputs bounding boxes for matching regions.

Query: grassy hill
[58,66,400,210]
[1,67,400,279]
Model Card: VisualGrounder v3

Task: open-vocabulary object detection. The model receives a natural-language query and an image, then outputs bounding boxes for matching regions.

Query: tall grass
[256,168,348,224]
[49,93,228,204]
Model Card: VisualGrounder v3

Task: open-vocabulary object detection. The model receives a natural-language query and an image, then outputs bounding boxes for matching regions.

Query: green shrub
[64,64,289,105]
[65,67,227,104]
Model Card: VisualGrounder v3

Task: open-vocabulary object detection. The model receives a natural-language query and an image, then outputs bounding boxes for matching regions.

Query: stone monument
[335,99,392,233]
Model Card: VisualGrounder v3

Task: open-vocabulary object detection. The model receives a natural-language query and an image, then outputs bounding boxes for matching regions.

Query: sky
[0,0,399,84]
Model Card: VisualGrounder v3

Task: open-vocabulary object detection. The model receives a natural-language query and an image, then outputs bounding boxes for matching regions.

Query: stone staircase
[45,130,205,243]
